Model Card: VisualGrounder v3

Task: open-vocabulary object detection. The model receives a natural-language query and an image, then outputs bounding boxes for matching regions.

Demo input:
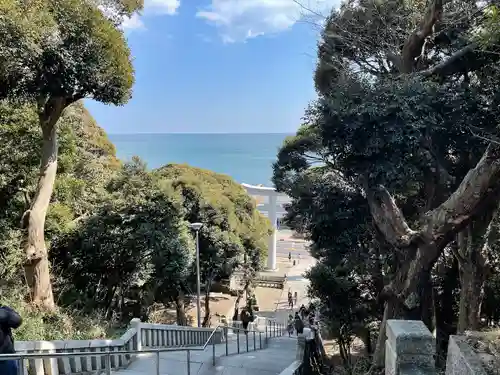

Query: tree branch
[401,0,443,73]
[420,43,500,79]
[422,143,500,242]
[364,183,419,247]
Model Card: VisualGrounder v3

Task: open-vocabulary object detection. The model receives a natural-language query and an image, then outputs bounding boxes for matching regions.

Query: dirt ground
[147,260,297,327]
[148,293,238,327]
[322,338,370,372]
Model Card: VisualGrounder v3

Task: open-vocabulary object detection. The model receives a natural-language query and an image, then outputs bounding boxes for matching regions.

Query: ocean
[108,133,291,186]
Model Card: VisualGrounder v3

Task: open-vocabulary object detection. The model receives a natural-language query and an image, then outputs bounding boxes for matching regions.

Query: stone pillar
[130,318,142,352]
[385,320,436,375]
[296,334,306,360]
[267,194,277,271]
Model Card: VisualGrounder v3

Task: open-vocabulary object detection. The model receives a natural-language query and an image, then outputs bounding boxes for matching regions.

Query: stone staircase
[0,319,295,375]
[116,333,298,375]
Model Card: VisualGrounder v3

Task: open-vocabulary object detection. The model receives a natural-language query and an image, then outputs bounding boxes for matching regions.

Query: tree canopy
[274,0,500,370]
[0,0,140,310]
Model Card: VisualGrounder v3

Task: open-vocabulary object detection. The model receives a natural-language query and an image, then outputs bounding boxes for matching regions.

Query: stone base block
[386,336,435,375]
[387,320,435,355]
[445,336,488,375]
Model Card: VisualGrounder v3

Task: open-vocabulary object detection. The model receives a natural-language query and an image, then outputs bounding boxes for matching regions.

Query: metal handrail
[0,321,286,375]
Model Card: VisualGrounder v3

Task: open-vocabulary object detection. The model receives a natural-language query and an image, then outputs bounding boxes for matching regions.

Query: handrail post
[246,332,249,352]
[225,327,229,356]
[212,338,216,366]
[259,332,262,349]
[155,350,160,375]
[187,350,191,375]
[237,330,240,354]
[253,330,256,351]
[17,356,23,375]
[105,351,111,375]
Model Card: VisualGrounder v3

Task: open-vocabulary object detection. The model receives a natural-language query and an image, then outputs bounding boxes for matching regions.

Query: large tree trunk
[457,266,484,332]
[23,97,66,311]
[202,279,213,327]
[372,299,401,369]
[367,143,500,367]
[455,215,494,333]
[233,279,251,321]
[175,290,188,326]
[434,252,459,366]
[233,291,242,321]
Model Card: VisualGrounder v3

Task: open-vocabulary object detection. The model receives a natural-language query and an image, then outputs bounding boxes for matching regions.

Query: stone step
[400,365,437,375]
[112,334,296,375]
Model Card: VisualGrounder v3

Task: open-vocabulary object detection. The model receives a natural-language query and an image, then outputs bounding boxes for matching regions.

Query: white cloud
[121,13,145,30]
[196,0,339,43]
[145,0,181,15]
[122,0,181,31]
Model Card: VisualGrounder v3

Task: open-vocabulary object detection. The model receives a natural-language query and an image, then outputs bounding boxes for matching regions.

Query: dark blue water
[108,133,291,186]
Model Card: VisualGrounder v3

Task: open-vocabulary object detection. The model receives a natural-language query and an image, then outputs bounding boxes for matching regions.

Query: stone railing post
[130,318,142,352]
[386,320,436,375]
[296,334,306,361]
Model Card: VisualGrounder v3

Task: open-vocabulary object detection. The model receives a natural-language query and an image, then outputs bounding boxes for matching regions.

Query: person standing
[0,304,22,375]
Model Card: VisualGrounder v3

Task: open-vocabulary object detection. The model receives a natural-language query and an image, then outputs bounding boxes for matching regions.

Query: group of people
[287,303,317,337]
[287,304,323,374]
[0,304,22,375]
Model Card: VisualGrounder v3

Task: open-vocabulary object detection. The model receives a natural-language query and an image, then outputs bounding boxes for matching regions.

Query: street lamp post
[189,222,203,327]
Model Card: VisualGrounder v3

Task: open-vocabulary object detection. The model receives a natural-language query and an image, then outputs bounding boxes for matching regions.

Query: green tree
[0,100,119,287]
[155,164,271,326]
[51,158,194,321]
[0,0,139,310]
[276,0,500,368]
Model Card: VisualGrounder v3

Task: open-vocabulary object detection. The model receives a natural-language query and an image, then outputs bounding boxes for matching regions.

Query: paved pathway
[113,332,295,375]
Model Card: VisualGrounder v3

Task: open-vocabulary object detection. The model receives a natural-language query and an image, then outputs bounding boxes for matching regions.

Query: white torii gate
[241,183,284,270]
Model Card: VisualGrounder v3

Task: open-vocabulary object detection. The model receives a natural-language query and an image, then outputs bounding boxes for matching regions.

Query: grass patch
[2,294,124,342]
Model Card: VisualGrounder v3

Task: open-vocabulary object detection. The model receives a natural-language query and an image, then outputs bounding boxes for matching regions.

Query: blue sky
[86,0,338,134]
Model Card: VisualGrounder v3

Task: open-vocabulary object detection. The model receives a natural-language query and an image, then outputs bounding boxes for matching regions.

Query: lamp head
[189,222,203,231]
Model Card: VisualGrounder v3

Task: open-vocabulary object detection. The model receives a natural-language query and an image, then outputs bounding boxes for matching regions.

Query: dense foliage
[0,0,271,339]
[0,0,140,310]
[274,0,500,372]
[0,97,271,338]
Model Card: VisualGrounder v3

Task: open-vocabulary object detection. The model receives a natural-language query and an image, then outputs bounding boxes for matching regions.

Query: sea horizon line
[108,132,294,135]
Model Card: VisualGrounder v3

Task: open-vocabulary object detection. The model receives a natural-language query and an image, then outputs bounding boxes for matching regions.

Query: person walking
[294,312,304,336]
[299,304,306,319]
[0,304,22,375]
[302,319,322,373]
[294,291,298,305]
[288,252,292,262]
[287,314,294,337]
[240,308,252,336]
[288,291,294,309]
